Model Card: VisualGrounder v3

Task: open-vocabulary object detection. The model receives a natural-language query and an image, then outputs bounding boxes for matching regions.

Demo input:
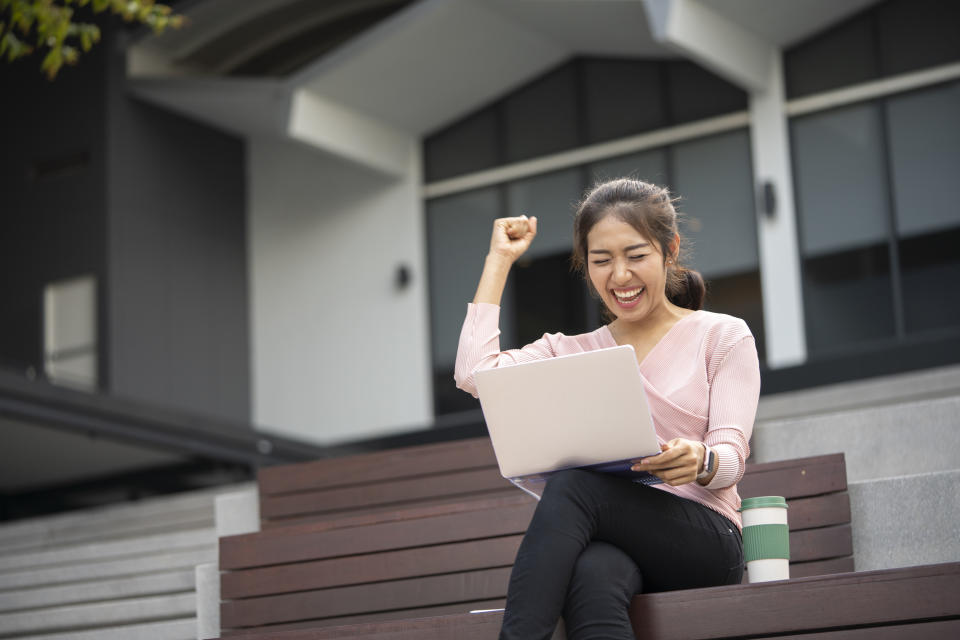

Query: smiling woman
[455,177,761,640]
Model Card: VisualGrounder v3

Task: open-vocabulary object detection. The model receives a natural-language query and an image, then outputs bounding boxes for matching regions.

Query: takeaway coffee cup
[739,496,790,583]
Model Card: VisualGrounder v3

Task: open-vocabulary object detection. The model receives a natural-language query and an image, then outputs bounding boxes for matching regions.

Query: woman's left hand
[631,438,704,486]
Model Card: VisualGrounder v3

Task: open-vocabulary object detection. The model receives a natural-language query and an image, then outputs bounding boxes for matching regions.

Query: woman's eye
[629,254,648,261]
[591,259,610,265]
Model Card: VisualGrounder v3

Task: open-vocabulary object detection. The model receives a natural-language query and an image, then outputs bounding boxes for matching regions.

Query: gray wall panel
[107,92,250,423]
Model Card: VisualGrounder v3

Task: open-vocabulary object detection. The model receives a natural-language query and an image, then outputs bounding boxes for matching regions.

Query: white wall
[248,137,432,444]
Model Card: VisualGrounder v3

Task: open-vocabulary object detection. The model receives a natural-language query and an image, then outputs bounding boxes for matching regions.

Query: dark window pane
[504,62,580,162]
[899,227,960,335]
[582,59,666,143]
[505,168,583,259]
[426,187,514,371]
[877,0,960,76]
[784,14,879,98]
[803,245,896,356]
[426,187,512,416]
[704,270,766,365]
[424,107,499,182]
[513,251,591,348]
[666,61,747,124]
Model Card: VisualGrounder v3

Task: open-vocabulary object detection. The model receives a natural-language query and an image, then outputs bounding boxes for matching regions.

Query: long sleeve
[454,303,560,397]
[703,336,761,490]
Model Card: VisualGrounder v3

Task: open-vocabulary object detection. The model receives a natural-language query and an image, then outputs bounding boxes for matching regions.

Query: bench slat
[739,453,847,500]
[220,502,536,570]
[790,524,853,563]
[782,491,850,530]
[222,535,523,600]
[261,469,512,520]
[258,439,498,496]
[221,567,512,628]
[261,488,520,529]
[220,601,509,638]
[787,556,855,579]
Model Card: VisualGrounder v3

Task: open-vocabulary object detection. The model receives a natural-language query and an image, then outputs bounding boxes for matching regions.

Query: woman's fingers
[633,438,701,485]
[490,216,538,260]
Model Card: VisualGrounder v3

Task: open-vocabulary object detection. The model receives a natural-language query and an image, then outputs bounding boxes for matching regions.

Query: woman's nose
[613,260,631,283]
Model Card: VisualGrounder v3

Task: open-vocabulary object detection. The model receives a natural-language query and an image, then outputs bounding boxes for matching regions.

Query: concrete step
[0,528,215,572]
[0,569,195,613]
[0,483,251,552]
[20,617,196,640]
[0,546,215,590]
[757,363,960,423]
[0,592,197,637]
[849,469,960,572]
[751,396,960,482]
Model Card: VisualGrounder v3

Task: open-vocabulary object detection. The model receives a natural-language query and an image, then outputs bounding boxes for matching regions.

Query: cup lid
[740,496,788,511]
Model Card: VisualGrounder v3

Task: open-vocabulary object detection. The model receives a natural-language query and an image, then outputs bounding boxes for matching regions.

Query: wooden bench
[217,442,856,635]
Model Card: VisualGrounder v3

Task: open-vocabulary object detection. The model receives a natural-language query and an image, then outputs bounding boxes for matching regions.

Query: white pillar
[748,54,806,368]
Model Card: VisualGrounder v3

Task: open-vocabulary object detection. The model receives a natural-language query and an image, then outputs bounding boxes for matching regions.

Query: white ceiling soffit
[700,0,882,48]
[294,0,579,136]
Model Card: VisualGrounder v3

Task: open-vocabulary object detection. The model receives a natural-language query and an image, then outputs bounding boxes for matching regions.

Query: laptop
[474,345,662,488]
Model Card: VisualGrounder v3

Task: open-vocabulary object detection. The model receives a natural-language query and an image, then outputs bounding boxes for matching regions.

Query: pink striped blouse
[454,302,761,529]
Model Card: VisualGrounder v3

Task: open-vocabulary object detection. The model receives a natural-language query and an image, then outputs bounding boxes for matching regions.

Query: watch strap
[696,444,714,480]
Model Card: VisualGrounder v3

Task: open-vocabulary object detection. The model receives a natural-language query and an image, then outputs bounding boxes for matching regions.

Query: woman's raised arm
[473,215,537,305]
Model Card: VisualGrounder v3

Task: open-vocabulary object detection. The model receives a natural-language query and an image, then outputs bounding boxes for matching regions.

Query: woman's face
[586,214,670,323]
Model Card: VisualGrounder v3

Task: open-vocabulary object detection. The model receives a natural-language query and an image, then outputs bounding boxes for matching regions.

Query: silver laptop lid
[474,345,661,479]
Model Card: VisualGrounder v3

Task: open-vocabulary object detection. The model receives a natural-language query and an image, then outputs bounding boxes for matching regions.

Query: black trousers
[499,469,744,640]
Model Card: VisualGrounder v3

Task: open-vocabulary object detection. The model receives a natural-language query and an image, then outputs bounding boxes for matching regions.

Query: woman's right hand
[488,215,538,264]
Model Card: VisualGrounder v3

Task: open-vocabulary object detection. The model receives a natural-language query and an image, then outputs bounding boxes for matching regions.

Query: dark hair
[571,178,705,311]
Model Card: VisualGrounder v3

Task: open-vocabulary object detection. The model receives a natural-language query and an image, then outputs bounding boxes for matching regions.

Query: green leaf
[41,45,62,79]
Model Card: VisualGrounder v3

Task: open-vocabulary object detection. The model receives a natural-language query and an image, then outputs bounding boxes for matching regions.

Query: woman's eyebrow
[588,242,649,255]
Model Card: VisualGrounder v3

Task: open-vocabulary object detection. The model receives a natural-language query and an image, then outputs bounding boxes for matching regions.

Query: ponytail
[667,266,705,311]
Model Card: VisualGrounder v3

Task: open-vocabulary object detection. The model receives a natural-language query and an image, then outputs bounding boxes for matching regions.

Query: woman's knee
[568,541,641,599]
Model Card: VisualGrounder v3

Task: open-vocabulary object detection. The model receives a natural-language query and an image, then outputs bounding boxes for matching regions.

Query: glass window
[791,104,890,257]
[704,271,766,364]
[877,0,960,76]
[424,107,500,183]
[426,187,514,371]
[587,149,669,188]
[505,168,584,260]
[784,14,878,99]
[426,187,515,415]
[513,251,592,348]
[899,228,960,335]
[582,59,665,143]
[667,61,748,124]
[671,129,758,277]
[503,63,580,162]
[885,81,960,238]
[802,246,896,355]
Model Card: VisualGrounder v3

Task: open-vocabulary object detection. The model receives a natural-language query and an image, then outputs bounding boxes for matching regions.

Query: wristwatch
[696,443,716,480]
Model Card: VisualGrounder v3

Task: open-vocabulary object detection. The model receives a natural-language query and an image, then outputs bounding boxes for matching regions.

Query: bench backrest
[221,442,852,635]
[256,437,512,529]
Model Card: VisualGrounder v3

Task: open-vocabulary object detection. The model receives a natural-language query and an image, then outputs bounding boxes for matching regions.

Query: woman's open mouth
[612,286,644,308]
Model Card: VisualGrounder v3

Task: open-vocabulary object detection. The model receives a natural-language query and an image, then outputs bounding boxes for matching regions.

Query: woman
[454,178,761,640]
